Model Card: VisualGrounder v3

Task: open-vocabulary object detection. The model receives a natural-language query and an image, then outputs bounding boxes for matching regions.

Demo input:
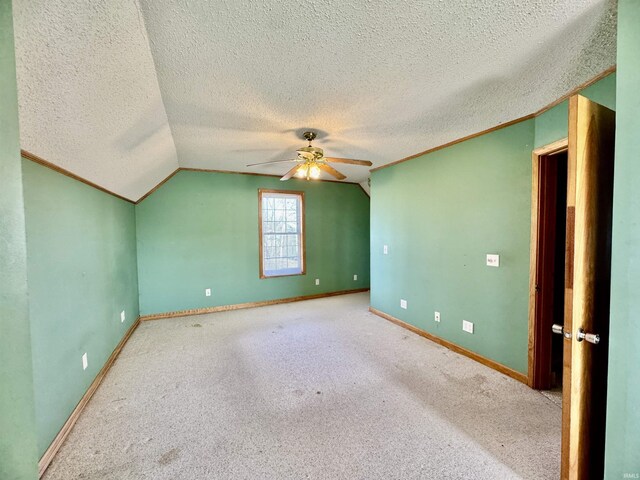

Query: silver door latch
[576,328,600,345]
[552,324,572,339]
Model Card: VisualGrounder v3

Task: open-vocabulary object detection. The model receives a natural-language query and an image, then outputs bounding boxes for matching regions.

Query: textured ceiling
[13,0,179,200]
[13,0,616,200]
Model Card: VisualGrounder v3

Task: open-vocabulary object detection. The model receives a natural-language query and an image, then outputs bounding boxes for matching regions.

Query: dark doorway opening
[531,148,568,390]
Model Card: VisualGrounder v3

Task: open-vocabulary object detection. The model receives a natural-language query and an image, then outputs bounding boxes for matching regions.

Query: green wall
[136,171,370,315]
[534,73,617,148]
[605,0,640,476]
[0,1,38,478]
[22,160,140,457]
[370,73,617,376]
[371,120,535,373]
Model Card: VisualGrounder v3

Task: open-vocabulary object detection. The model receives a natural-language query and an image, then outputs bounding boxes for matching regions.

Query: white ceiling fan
[246,131,372,181]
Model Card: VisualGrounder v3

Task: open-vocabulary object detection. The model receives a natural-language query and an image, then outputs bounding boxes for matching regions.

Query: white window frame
[258,189,306,278]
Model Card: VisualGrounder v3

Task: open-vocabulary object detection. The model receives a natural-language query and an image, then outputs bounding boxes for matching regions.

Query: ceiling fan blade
[246,159,298,167]
[318,163,347,180]
[324,157,373,167]
[280,164,302,181]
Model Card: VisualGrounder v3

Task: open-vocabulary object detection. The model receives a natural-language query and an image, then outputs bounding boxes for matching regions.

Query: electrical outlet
[120,310,125,323]
[82,352,88,370]
[383,245,388,255]
[463,320,474,334]
[315,278,320,286]
[205,288,211,297]
[400,299,407,309]
[353,274,358,281]
[435,311,441,323]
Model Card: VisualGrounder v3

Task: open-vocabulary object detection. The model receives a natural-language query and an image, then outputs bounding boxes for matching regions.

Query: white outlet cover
[205,288,211,296]
[353,274,358,281]
[463,320,474,334]
[383,245,389,255]
[315,279,320,285]
[435,311,440,322]
[486,254,500,267]
[120,310,125,322]
[82,352,88,370]
[400,299,407,309]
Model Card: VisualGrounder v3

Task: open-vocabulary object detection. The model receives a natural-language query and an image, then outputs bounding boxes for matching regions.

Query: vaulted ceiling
[13,0,617,201]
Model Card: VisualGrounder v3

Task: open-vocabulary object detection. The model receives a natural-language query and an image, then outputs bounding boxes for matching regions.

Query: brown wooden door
[561,94,616,479]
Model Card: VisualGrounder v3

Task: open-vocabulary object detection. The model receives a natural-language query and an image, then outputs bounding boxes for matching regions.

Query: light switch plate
[486,254,500,267]
[315,278,320,285]
[435,311,441,323]
[353,274,358,281]
[120,310,125,323]
[383,245,388,255]
[205,288,211,297]
[463,320,474,334]
[400,299,407,309]
[82,352,88,370]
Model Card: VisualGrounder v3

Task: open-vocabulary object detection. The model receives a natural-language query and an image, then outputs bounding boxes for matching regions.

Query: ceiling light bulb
[309,165,321,179]
[296,167,306,178]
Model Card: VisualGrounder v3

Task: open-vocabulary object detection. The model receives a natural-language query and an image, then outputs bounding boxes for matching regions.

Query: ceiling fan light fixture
[296,165,308,178]
[309,164,321,179]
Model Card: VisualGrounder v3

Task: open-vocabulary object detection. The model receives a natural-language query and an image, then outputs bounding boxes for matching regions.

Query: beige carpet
[44,292,561,479]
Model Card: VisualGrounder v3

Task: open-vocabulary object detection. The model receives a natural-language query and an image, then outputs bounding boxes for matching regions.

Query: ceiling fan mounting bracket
[302,131,317,144]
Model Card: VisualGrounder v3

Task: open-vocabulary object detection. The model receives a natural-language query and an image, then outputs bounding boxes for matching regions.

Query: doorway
[528,95,616,480]
[529,144,568,390]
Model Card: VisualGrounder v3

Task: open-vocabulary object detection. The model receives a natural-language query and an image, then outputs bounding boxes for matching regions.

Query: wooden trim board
[369,307,529,384]
[370,114,536,172]
[38,317,141,477]
[22,68,615,202]
[134,168,180,204]
[258,189,307,279]
[140,288,370,321]
[21,150,135,204]
[532,66,616,117]
[20,152,364,206]
[135,168,364,203]
[528,139,569,388]
[179,167,360,185]
[371,66,616,173]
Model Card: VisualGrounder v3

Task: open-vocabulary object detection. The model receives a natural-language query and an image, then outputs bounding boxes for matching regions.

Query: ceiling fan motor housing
[297,146,324,160]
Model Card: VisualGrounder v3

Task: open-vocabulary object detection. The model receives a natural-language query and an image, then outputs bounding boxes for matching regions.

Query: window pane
[261,192,303,277]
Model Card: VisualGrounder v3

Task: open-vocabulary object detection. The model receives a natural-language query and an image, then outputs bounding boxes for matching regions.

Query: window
[259,189,305,278]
